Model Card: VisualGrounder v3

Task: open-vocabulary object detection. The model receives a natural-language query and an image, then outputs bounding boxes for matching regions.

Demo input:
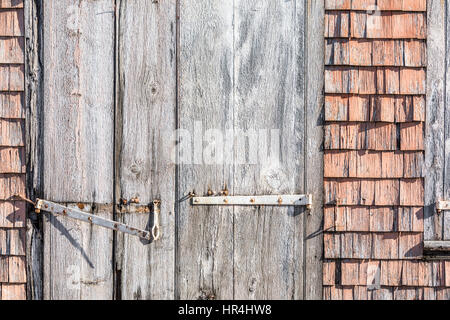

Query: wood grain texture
[233,0,305,299]
[305,0,324,300]
[41,0,115,300]
[177,0,234,300]
[425,0,446,240]
[43,204,113,300]
[42,0,115,203]
[25,0,44,300]
[116,0,176,300]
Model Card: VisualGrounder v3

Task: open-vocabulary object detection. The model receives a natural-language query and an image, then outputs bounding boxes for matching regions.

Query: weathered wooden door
[425,1,450,243]
[27,0,323,300]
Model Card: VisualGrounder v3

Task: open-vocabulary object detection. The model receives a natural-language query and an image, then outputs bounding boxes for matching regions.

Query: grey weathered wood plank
[42,0,115,204]
[25,0,44,300]
[42,0,115,300]
[304,0,324,300]
[444,0,450,240]
[116,0,176,300]
[43,204,114,300]
[233,0,306,299]
[425,0,446,240]
[177,0,234,300]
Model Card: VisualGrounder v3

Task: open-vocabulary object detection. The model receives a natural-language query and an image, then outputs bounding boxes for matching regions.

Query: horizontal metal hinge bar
[35,199,161,241]
[436,200,450,211]
[191,194,312,207]
[424,241,450,252]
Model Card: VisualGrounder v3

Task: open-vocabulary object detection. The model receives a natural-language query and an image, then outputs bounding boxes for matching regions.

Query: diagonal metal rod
[35,199,159,240]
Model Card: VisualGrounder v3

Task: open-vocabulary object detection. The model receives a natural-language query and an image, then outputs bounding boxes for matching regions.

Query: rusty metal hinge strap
[35,199,161,241]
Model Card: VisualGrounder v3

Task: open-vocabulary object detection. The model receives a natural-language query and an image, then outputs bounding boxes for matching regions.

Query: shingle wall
[0,0,26,300]
[323,0,450,300]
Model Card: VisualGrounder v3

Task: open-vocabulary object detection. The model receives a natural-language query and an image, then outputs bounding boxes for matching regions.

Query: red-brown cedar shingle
[323,260,336,286]
[0,256,8,282]
[351,0,376,10]
[399,232,423,259]
[325,0,352,10]
[0,284,26,300]
[400,122,424,151]
[0,1,24,8]
[402,261,420,286]
[0,65,24,91]
[324,150,357,178]
[403,152,424,178]
[326,40,350,66]
[7,228,25,256]
[0,93,24,119]
[374,179,400,206]
[400,178,424,206]
[400,69,426,94]
[349,40,372,66]
[8,256,26,283]
[404,40,426,67]
[0,119,25,146]
[402,0,427,11]
[380,260,402,286]
[324,123,340,149]
[377,68,400,94]
[0,174,25,199]
[325,11,350,38]
[370,207,396,232]
[0,147,25,173]
[373,233,399,259]
[325,95,349,121]
[324,233,341,259]
[445,261,450,287]
[0,9,24,36]
[381,152,404,178]
[349,96,370,121]
[0,37,24,64]
[398,207,424,232]
[431,261,446,287]
[366,123,397,151]
[0,201,24,228]
[341,260,360,285]
[357,151,382,178]
[324,207,335,231]
[371,96,395,122]
[334,206,370,232]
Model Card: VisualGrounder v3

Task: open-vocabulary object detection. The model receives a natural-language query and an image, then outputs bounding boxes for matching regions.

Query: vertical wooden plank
[42,0,115,300]
[425,0,446,240]
[305,0,324,300]
[25,0,44,300]
[117,0,176,300]
[444,0,450,240]
[177,0,234,299]
[233,0,306,299]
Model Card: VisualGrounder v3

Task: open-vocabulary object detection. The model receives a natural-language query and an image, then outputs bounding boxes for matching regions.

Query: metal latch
[35,199,161,241]
[436,200,450,213]
[192,194,312,209]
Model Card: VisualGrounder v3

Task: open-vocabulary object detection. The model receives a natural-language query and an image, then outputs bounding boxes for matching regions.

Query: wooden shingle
[0,93,24,119]
[0,9,24,36]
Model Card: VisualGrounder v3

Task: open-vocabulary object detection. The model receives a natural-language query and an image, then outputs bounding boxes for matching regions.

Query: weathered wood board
[425,0,448,240]
[41,0,115,300]
[28,0,324,300]
[116,0,176,300]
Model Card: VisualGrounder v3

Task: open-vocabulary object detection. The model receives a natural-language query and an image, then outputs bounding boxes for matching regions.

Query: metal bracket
[35,199,161,241]
[191,194,312,208]
[436,200,450,213]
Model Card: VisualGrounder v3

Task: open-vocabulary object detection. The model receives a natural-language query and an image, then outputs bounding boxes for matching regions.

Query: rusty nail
[278,197,283,204]
[250,198,255,203]
[207,188,214,196]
